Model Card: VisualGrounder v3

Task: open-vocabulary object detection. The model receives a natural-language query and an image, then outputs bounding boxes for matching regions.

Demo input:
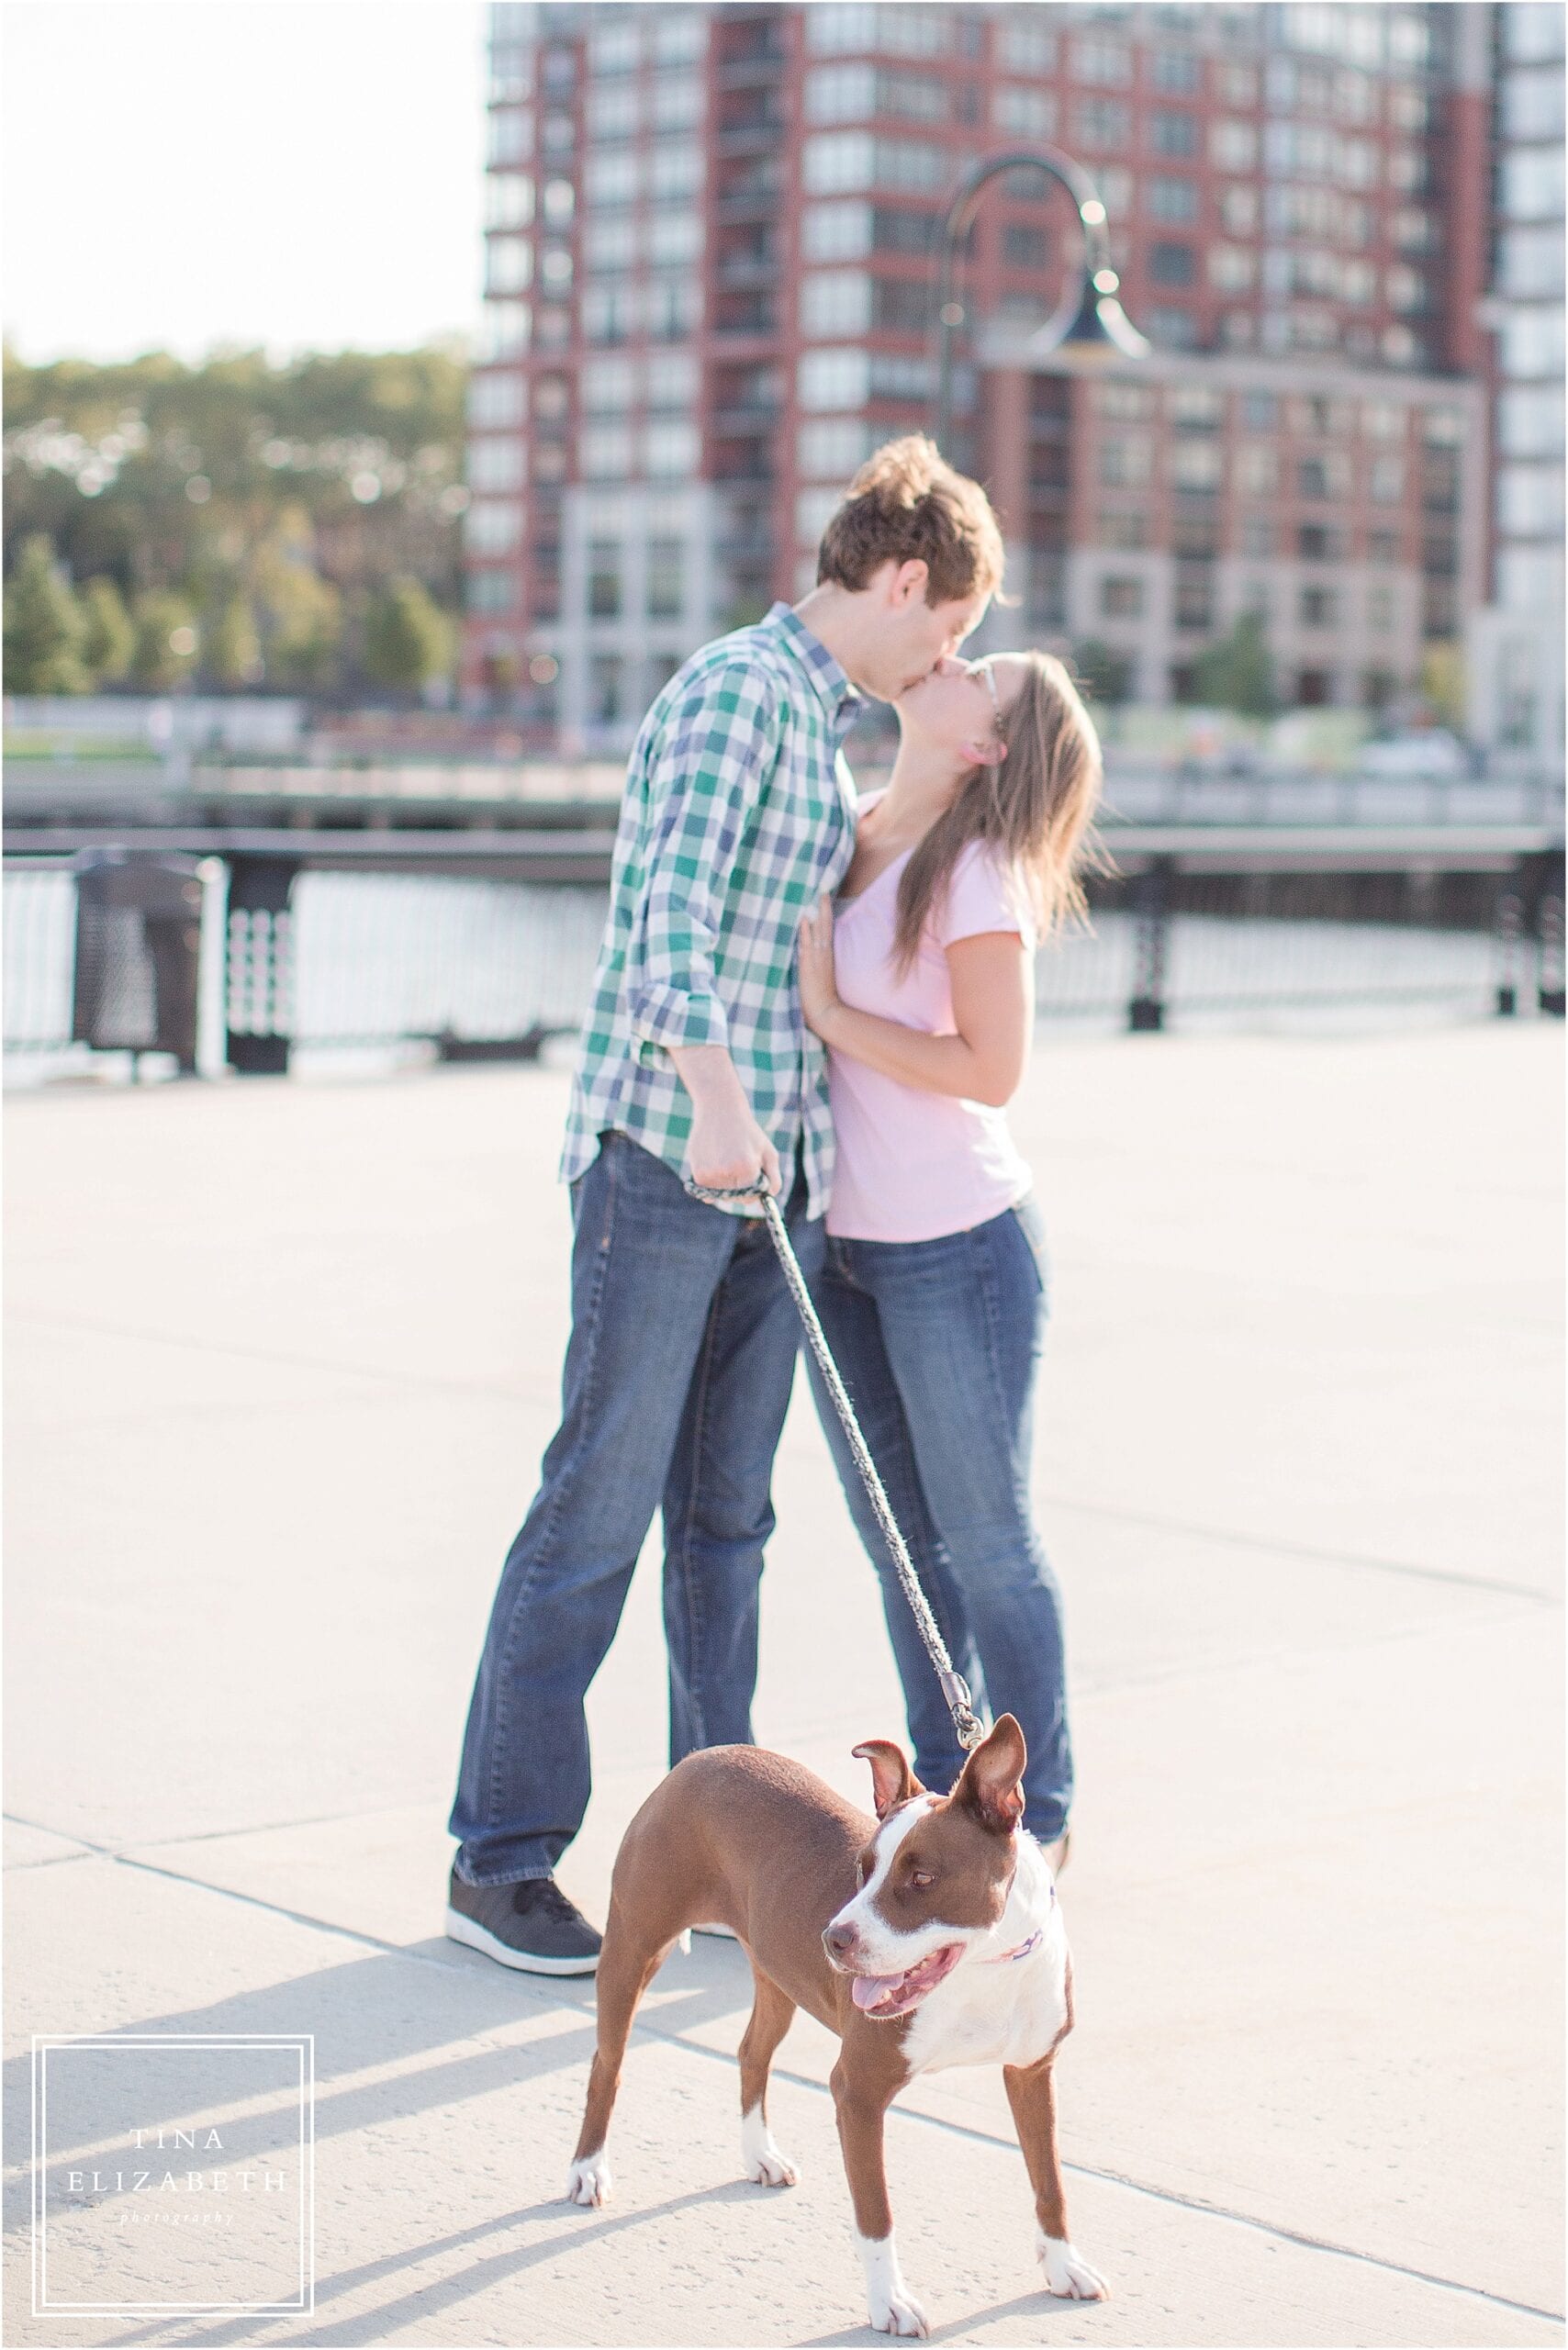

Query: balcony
[714,405,780,437]
[717,250,781,290]
[711,297,779,341]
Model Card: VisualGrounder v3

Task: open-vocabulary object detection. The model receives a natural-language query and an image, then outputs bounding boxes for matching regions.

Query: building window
[645,421,700,477]
[799,417,875,479]
[1099,380,1154,420]
[1072,37,1131,84]
[646,539,685,619]
[994,84,1058,138]
[542,178,575,227]
[585,216,637,272]
[1368,529,1400,566]
[1241,389,1278,431]
[1149,241,1197,286]
[1148,174,1199,223]
[1152,48,1202,93]
[1208,243,1254,290]
[1073,97,1130,148]
[465,570,517,614]
[588,542,622,618]
[1297,523,1340,561]
[1152,108,1199,157]
[1098,435,1152,487]
[1210,117,1258,169]
[803,200,873,262]
[481,300,531,359]
[588,83,640,141]
[582,356,637,414]
[799,347,872,411]
[486,173,535,229]
[468,439,527,493]
[1367,584,1395,632]
[1369,455,1404,503]
[649,211,701,265]
[1174,570,1214,630]
[1000,17,1057,72]
[1295,669,1333,707]
[1003,223,1048,270]
[801,270,873,336]
[1235,444,1278,496]
[1100,575,1145,618]
[465,498,523,555]
[1171,439,1222,489]
[1147,308,1197,348]
[1097,509,1147,549]
[582,425,633,481]
[1300,585,1337,627]
[591,655,624,723]
[651,142,701,203]
[1239,517,1274,557]
[647,351,698,410]
[468,372,527,429]
[1220,184,1259,234]
[488,108,533,167]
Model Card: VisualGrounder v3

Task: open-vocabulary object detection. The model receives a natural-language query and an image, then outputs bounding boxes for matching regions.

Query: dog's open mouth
[847,1941,964,2020]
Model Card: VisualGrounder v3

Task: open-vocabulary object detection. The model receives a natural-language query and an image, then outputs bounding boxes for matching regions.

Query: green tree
[363,574,454,693]
[1189,610,1276,718]
[80,575,136,684]
[1072,638,1135,707]
[258,562,342,688]
[1419,643,1465,730]
[207,588,263,688]
[130,588,199,690]
[3,533,89,692]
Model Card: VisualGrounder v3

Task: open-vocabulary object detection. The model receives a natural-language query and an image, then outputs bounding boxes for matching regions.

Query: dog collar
[981,1925,1045,1965]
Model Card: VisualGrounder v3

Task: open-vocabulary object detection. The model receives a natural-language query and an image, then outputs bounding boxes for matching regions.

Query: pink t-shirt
[825,803,1036,1243]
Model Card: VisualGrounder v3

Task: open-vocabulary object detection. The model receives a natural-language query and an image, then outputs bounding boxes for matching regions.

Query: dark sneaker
[445,1870,601,1975]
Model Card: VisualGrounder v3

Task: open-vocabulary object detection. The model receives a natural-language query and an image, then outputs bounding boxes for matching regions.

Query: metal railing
[6,852,1562,1083]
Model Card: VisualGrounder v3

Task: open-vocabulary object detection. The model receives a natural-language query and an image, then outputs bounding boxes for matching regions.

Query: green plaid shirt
[562,604,859,1216]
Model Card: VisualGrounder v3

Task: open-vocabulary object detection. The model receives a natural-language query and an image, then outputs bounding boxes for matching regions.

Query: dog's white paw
[565,2151,612,2208]
[867,2288,930,2338]
[1038,2231,1108,2300]
[859,2235,928,2337]
[740,2105,799,2188]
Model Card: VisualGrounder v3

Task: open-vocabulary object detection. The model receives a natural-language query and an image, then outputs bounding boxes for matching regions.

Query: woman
[797,648,1103,1860]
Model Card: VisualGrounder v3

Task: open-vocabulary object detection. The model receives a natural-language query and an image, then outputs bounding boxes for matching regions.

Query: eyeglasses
[972,657,1002,733]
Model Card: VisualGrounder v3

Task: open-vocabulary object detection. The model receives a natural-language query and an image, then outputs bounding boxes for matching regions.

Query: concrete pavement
[4,1022,1562,2346]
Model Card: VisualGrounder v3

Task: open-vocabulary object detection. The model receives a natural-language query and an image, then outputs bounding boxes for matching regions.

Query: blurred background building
[1468,0,1565,771]
[461,0,1563,762]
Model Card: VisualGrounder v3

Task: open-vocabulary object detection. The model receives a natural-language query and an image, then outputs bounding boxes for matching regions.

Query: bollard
[1127,863,1170,1033]
[226,856,299,1075]
[1493,890,1523,1018]
[1539,897,1565,1019]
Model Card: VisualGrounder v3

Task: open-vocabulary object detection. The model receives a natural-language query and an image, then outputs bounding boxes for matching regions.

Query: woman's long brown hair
[890,651,1106,973]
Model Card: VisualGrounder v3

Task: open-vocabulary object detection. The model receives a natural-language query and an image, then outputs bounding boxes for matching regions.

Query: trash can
[71,851,204,1073]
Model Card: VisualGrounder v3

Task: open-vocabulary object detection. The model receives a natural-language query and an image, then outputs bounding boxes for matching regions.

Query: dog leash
[687,1176,986,1756]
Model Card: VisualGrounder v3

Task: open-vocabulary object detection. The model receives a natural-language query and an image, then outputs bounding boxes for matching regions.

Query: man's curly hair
[816,435,1006,607]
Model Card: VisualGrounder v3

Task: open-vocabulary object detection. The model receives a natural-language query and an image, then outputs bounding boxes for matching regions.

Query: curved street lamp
[934,146,1149,452]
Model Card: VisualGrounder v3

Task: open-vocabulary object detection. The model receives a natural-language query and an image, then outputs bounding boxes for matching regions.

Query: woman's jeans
[449,1132,818,1886]
[805,1195,1072,1843]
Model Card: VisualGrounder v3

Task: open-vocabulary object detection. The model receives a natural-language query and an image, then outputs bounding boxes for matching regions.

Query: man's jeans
[449,1130,820,1886]
[804,1195,1073,1843]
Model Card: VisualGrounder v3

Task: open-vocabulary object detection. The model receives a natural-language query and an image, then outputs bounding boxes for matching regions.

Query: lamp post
[934,146,1149,453]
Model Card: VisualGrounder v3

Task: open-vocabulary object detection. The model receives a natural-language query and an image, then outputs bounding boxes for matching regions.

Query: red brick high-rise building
[463,2,1498,747]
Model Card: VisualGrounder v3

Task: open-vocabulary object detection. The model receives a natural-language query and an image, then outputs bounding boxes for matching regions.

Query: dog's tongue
[851,1972,908,2012]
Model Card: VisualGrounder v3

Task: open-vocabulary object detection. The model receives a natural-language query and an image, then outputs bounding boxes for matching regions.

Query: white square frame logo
[31,2032,315,2316]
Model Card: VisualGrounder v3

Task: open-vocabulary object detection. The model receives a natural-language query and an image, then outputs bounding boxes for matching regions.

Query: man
[447,437,1005,1974]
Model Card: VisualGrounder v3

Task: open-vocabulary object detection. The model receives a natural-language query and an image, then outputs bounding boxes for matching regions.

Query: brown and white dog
[565,1714,1106,2336]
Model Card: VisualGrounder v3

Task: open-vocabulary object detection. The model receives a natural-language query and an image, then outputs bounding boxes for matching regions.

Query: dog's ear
[952,1715,1027,1836]
[852,1739,924,1821]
